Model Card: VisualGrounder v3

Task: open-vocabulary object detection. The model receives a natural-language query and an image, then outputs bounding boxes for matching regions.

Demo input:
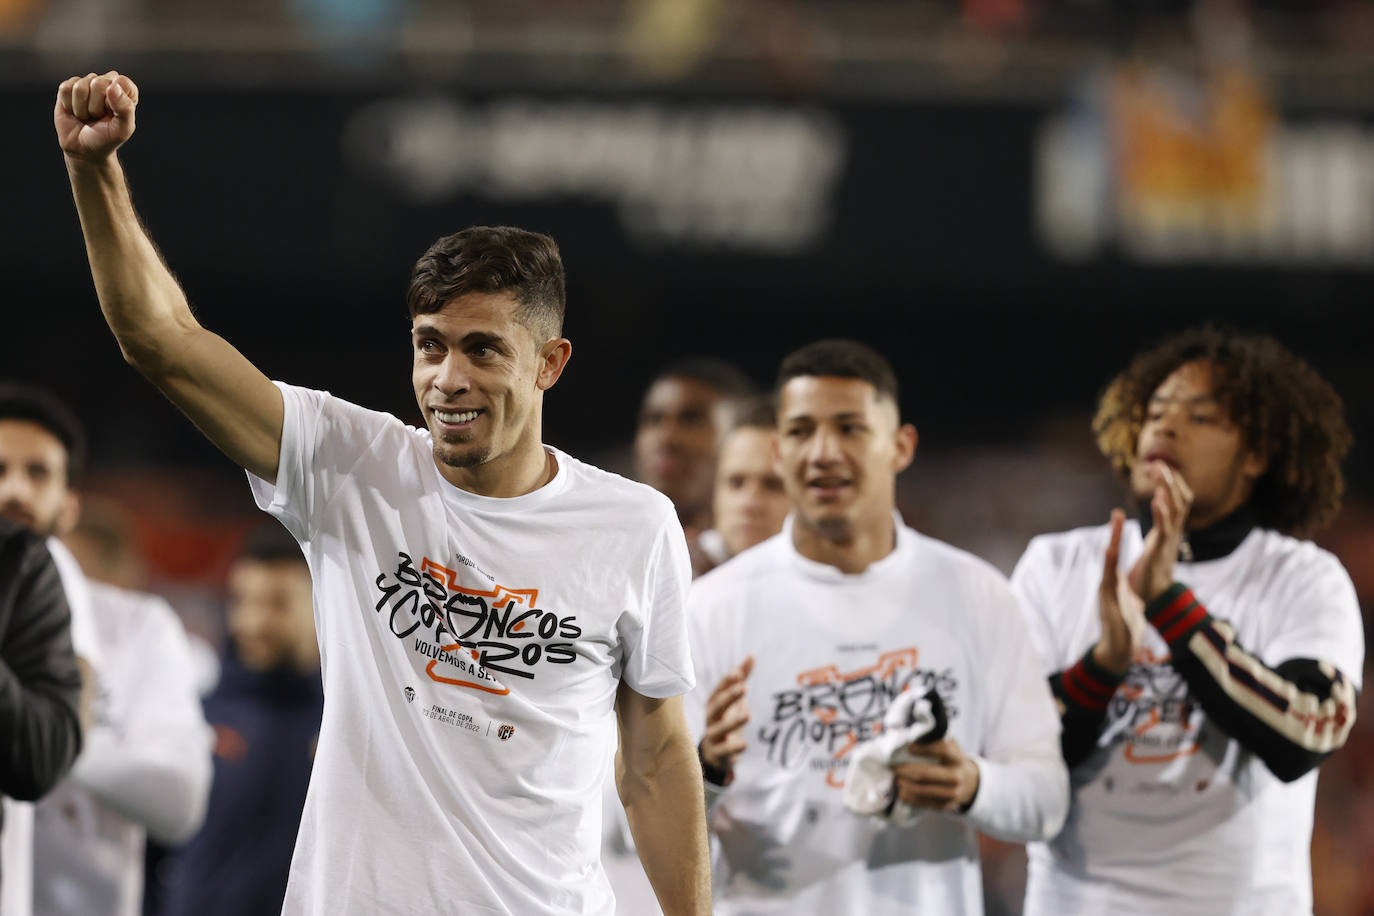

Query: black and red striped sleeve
[1049,650,1126,768]
[1143,583,1358,783]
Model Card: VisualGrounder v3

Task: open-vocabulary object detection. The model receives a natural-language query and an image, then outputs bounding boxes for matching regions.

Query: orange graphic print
[422,558,538,695]
[373,551,583,695]
[758,647,956,789]
[1111,648,1202,765]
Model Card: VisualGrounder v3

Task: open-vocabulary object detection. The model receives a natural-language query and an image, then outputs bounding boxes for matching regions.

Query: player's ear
[1241,447,1268,483]
[536,338,572,391]
[893,423,917,473]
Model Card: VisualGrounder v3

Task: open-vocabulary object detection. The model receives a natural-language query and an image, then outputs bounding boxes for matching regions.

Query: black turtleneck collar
[1138,501,1259,563]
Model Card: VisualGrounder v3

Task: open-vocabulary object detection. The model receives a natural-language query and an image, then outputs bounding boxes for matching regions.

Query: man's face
[411,291,553,475]
[1131,360,1265,527]
[634,377,733,522]
[712,426,789,557]
[226,558,315,672]
[0,419,76,537]
[777,376,914,542]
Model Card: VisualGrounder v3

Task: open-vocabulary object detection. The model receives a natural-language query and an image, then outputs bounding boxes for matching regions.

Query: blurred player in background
[154,524,322,916]
[1012,327,1363,915]
[634,358,754,574]
[0,385,107,916]
[55,70,709,915]
[0,385,212,916]
[689,340,1069,914]
[697,396,789,570]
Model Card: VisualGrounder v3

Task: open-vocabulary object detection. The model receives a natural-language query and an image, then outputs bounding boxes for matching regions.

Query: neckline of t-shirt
[781,512,915,582]
[432,445,572,513]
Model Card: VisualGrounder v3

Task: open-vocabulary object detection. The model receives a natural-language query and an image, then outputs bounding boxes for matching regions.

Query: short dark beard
[0,505,58,538]
[434,442,492,469]
[800,512,854,545]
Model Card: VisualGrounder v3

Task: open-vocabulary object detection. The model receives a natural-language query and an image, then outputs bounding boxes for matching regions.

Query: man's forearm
[619,731,711,916]
[1144,583,1357,781]
[66,155,200,373]
[70,730,212,843]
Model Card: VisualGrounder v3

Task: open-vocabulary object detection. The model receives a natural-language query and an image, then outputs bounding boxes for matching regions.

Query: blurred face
[712,426,789,557]
[777,376,915,544]
[412,291,564,480]
[0,419,77,537]
[227,558,315,672]
[634,377,733,523]
[1131,360,1266,529]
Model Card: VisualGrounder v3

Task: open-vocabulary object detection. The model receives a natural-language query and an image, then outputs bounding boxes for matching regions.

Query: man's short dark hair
[238,522,307,567]
[650,358,756,402]
[406,226,566,341]
[730,396,778,432]
[0,384,86,484]
[775,340,900,409]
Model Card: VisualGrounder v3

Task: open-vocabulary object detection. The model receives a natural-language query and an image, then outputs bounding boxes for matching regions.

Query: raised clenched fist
[55,71,140,161]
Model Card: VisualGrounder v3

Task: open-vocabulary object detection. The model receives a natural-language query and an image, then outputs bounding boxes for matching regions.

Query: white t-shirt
[33,582,212,916]
[1011,522,1366,916]
[44,539,100,668]
[686,518,1068,916]
[0,541,103,916]
[247,383,694,916]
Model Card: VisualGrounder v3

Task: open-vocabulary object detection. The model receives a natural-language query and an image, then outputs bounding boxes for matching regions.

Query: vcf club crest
[404,686,415,703]
[497,724,515,741]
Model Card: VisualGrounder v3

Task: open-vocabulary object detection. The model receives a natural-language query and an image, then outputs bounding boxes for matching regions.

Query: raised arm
[614,684,711,916]
[55,71,283,482]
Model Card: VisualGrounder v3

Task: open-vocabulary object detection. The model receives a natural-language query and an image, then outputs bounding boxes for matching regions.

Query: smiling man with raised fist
[54,71,709,916]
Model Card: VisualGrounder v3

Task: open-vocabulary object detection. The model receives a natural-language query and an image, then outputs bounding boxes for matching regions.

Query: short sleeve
[1009,536,1072,676]
[1261,548,1365,691]
[617,511,695,699]
[246,382,396,542]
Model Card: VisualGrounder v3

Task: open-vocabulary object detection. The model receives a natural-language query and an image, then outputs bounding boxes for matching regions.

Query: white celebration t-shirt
[247,383,694,916]
[687,518,1068,916]
[1011,521,1365,916]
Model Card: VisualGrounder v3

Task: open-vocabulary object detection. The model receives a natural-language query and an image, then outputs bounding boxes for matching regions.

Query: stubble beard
[435,439,493,469]
[1,503,58,538]
[798,507,854,546]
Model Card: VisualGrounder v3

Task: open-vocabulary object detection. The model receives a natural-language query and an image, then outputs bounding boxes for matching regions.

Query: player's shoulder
[278,381,417,441]
[691,533,791,601]
[88,580,180,628]
[1241,527,1351,585]
[552,449,678,521]
[1017,522,1119,575]
[910,528,1012,586]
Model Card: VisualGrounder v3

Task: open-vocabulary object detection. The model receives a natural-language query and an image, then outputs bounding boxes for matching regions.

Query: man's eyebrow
[781,411,865,423]
[459,331,510,349]
[410,327,511,349]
